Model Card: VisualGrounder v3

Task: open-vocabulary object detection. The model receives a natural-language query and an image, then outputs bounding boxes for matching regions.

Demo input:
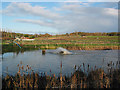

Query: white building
[22,39,35,41]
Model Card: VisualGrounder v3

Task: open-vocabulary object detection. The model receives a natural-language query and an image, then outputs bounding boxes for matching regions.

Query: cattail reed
[17,64,19,67]
[74,65,77,71]
[22,65,24,70]
[87,64,90,73]
[83,63,85,72]
[2,62,120,89]
[50,69,51,76]
[116,61,118,69]
[94,65,97,70]
[80,79,83,88]
[20,61,23,65]
[45,72,47,76]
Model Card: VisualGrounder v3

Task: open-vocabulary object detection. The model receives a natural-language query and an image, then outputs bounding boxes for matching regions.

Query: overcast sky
[1,1,119,34]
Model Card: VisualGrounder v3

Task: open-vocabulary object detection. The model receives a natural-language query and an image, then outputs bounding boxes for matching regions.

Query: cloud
[2,2,61,19]
[88,0,119,2]
[2,2,118,33]
[15,19,53,27]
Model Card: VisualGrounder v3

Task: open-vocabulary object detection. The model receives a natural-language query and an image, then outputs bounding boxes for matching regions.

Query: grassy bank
[2,44,40,54]
[2,61,120,89]
[2,36,120,53]
[2,43,119,54]
[22,36,119,46]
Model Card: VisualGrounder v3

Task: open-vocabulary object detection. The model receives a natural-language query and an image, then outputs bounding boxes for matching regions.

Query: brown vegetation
[2,61,120,89]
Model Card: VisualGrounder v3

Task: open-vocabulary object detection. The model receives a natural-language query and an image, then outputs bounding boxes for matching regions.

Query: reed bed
[2,61,120,89]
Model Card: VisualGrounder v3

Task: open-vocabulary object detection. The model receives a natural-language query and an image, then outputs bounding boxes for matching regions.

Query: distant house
[22,39,35,41]
[21,37,35,41]
[15,37,21,41]
[82,36,86,37]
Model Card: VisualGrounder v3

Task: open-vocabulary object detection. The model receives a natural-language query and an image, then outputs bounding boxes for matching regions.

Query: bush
[24,34,29,37]
[29,36,35,39]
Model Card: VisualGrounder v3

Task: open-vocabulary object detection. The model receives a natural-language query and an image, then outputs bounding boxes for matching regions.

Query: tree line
[1,31,120,40]
[64,32,120,36]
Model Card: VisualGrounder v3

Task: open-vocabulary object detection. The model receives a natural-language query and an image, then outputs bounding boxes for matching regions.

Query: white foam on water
[48,47,72,55]
[54,47,72,55]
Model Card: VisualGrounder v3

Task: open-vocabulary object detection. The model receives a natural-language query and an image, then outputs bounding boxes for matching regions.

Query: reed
[2,61,120,89]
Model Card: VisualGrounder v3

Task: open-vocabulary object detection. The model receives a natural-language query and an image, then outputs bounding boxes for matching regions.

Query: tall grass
[2,61,120,89]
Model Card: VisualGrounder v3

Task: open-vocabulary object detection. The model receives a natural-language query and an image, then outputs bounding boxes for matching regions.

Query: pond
[1,49,119,77]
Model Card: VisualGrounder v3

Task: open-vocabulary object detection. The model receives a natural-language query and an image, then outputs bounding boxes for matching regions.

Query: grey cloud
[3,2,62,19]
[15,19,53,27]
[88,0,119,2]
[3,2,118,33]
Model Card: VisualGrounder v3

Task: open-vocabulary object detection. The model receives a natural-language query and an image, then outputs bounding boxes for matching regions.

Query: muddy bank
[37,45,120,50]
[66,46,119,50]
[32,45,120,50]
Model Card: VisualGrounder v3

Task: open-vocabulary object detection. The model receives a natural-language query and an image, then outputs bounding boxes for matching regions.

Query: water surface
[2,50,119,76]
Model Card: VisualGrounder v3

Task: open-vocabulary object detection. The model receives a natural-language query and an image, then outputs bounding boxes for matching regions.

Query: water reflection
[2,50,119,76]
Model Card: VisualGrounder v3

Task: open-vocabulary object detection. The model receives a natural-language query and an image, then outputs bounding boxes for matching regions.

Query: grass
[2,43,119,54]
[2,36,120,53]
[2,44,38,54]
[2,61,120,89]
[19,36,120,47]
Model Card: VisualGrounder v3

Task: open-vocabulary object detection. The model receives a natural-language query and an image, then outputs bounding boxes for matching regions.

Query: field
[2,35,119,52]
[22,36,119,45]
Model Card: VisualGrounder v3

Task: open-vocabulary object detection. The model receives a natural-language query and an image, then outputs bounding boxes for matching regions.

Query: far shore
[1,44,120,54]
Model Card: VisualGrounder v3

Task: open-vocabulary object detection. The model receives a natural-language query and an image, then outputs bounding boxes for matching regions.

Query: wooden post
[42,50,46,55]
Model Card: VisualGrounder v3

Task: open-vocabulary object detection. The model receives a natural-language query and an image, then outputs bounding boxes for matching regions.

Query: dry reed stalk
[80,79,83,88]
